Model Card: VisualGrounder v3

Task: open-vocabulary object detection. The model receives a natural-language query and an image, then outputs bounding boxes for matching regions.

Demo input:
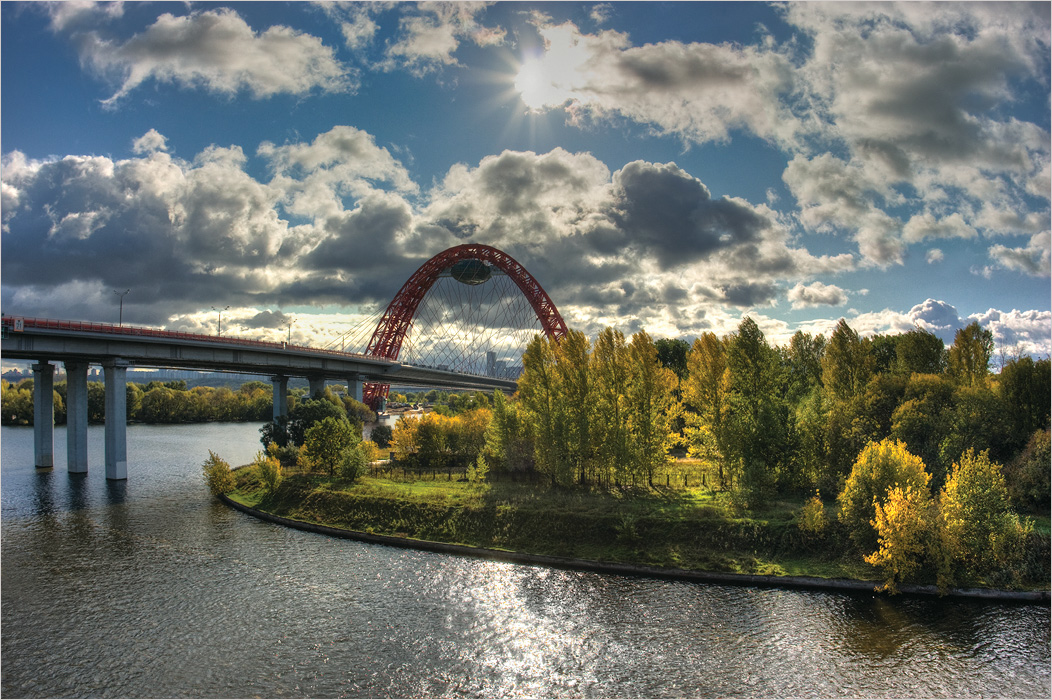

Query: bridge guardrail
[1,316,388,363]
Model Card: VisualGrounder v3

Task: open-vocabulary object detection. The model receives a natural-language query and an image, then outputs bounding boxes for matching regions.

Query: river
[1,424,1048,698]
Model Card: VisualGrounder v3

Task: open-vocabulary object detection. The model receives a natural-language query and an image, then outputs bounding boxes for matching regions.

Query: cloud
[70,8,353,105]
[987,231,1051,277]
[518,18,796,145]
[788,281,848,309]
[970,307,1052,358]
[926,248,944,264]
[382,3,505,76]
[46,0,123,33]
[131,129,168,155]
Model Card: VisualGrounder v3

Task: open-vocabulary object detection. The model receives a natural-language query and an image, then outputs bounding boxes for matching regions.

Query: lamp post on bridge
[212,305,230,336]
[113,289,130,326]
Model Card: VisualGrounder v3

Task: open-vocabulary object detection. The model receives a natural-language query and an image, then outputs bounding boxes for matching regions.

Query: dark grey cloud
[606,160,770,268]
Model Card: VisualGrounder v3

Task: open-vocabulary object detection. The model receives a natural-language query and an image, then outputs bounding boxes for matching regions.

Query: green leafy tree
[371,423,393,448]
[947,321,993,385]
[302,416,357,475]
[822,319,874,402]
[519,333,571,485]
[554,330,592,484]
[1002,428,1051,512]
[837,438,931,552]
[996,356,1052,452]
[484,390,533,473]
[894,328,947,375]
[288,398,350,446]
[655,337,690,379]
[890,373,954,485]
[722,317,787,506]
[338,444,369,481]
[937,449,1031,587]
[253,451,283,494]
[784,331,826,406]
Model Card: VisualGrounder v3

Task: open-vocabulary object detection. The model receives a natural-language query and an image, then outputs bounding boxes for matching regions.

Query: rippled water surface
[2,424,1049,698]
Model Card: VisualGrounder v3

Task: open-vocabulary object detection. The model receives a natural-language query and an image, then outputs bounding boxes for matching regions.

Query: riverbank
[225,472,1051,603]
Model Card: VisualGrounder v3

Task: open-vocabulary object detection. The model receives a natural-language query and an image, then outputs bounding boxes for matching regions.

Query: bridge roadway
[1,316,516,479]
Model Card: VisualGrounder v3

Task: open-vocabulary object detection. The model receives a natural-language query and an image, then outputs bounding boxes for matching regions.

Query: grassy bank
[228,468,1049,590]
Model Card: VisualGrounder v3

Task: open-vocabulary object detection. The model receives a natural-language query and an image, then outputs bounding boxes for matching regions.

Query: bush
[467,453,489,484]
[338,445,368,481]
[796,490,827,535]
[254,451,282,494]
[202,450,235,496]
[837,438,931,552]
[371,423,393,448]
[267,441,301,467]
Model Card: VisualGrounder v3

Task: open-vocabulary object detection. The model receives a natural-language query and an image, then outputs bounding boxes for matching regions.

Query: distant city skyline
[2,1,1049,372]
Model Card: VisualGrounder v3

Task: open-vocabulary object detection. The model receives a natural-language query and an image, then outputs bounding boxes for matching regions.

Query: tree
[591,327,632,484]
[253,451,282,494]
[1002,428,1051,512]
[519,333,571,485]
[202,451,235,496]
[837,438,931,552]
[937,449,1031,587]
[894,328,947,375]
[997,356,1052,452]
[865,484,935,593]
[655,337,690,379]
[302,416,357,475]
[784,331,826,406]
[391,414,421,463]
[484,390,533,473]
[890,374,954,485]
[371,423,393,448]
[682,332,731,488]
[553,330,592,484]
[288,398,350,446]
[626,330,680,487]
[822,319,874,402]
[722,317,786,505]
[947,321,993,385]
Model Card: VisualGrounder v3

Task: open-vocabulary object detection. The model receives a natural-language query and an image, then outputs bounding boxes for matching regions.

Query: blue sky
[2,1,1050,366]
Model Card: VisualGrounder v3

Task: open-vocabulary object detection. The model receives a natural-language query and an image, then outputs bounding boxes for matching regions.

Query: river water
[1,424,1048,698]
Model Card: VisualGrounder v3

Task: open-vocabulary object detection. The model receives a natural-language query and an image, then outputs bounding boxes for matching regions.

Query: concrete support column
[103,359,129,480]
[347,374,363,403]
[308,376,326,398]
[270,375,288,422]
[64,361,89,474]
[32,361,55,468]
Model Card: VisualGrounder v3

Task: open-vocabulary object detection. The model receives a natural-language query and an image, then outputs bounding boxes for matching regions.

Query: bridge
[2,243,566,480]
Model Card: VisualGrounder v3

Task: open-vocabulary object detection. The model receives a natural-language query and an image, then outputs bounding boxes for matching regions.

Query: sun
[514,58,556,110]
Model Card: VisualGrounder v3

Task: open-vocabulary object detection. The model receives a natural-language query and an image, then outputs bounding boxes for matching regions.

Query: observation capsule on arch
[448,258,492,285]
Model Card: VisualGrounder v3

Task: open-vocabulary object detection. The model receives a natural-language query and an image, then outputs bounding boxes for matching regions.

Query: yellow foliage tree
[865,484,935,593]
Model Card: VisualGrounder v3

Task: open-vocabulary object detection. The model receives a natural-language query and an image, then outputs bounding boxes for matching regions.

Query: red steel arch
[363,243,567,407]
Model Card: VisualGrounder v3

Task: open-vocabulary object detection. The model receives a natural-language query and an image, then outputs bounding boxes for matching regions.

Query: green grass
[228,466,1050,591]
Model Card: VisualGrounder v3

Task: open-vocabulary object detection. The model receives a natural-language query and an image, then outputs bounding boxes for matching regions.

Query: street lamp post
[287,318,295,345]
[212,305,230,336]
[114,289,130,326]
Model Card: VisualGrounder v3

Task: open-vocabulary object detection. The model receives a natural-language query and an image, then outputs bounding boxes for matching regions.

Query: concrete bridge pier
[103,359,129,480]
[308,376,326,398]
[64,361,89,473]
[31,361,55,468]
[271,375,288,422]
[347,374,363,403]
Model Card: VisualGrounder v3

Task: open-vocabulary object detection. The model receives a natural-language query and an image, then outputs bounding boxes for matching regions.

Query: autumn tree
[591,327,632,484]
[626,330,680,486]
[518,334,570,484]
[837,438,931,551]
[682,332,731,488]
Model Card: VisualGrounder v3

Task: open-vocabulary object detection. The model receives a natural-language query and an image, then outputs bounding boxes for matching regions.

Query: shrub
[371,423,393,448]
[467,453,489,484]
[202,450,235,496]
[797,490,827,535]
[254,451,282,494]
[267,440,301,467]
[338,445,368,481]
[837,438,931,552]
[359,439,383,463]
